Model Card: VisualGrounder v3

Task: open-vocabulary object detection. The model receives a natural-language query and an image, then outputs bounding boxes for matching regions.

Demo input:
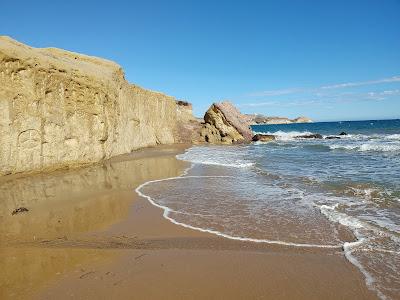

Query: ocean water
[137,119,400,300]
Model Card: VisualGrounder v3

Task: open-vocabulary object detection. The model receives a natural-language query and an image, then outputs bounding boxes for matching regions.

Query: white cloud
[381,89,400,95]
[246,89,297,97]
[237,76,400,109]
[237,100,320,108]
[245,76,400,99]
[237,89,400,108]
[237,101,279,107]
[320,76,400,89]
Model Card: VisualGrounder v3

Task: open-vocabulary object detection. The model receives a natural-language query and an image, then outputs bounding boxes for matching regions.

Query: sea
[137,119,400,300]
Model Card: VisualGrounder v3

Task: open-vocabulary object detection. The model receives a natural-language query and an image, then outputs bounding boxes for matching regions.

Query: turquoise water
[138,119,400,299]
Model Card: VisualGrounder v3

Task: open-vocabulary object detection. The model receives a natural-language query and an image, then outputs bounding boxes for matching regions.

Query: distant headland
[245,114,313,125]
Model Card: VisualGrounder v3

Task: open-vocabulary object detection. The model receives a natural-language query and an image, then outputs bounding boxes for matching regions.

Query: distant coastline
[251,118,400,125]
[245,114,313,125]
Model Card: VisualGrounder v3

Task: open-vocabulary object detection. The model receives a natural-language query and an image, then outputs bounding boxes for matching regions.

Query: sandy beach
[0,145,377,300]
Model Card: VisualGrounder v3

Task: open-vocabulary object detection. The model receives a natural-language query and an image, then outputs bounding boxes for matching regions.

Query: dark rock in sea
[252,134,276,142]
[11,207,29,215]
[339,132,348,136]
[296,134,323,139]
[325,136,341,139]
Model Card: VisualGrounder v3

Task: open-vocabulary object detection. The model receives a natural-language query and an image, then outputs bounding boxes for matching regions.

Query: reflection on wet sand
[0,146,188,242]
[0,145,188,299]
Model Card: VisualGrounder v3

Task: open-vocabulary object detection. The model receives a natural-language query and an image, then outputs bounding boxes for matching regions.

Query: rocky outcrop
[252,134,276,142]
[247,114,313,125]
[0,36,194,176]
[174,100,202,143]
[200,101,253,144]
[254,133,347,140]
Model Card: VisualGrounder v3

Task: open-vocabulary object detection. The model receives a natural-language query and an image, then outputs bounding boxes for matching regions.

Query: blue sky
[1,0,399,121]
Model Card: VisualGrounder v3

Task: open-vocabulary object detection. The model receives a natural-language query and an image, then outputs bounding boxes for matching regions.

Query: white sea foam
[350,133,400,141]
[253,131,400,145]
[329,143,400,152]
[319,204,389,299]
[342,239,386,298]
[179,160,254,168]
[251,129,400,153]
[319,203,399,239]
[385,134,400,140]
[177,146,255,168]
[319,204,364,229]
[252,130,314,141]
[319,203,400,300]
[348,187,379,201]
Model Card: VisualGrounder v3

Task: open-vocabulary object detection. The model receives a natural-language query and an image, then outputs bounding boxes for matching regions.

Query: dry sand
[0,145,377,299]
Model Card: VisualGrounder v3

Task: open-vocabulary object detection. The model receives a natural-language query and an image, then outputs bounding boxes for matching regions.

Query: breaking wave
[176,146,255,168]
[329,143,400,152]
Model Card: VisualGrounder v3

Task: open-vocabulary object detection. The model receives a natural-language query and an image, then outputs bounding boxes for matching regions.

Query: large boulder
[200,101,253,144]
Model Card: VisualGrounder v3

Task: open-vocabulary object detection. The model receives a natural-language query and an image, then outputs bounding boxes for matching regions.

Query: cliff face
[200,101,253,144]
[0,36,186,176]
[174,100,202,143]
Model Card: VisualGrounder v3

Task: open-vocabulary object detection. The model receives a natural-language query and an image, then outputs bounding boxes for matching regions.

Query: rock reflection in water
[0,150,186,242]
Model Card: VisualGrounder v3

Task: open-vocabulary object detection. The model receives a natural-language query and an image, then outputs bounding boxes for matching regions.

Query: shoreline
[0,144,377,299]
[136,175,344,249]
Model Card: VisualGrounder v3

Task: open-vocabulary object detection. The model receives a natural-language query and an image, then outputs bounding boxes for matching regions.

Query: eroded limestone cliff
[0,36,190,175]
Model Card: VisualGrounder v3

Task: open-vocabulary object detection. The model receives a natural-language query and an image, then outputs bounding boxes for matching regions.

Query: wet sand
[0,145,377,299]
